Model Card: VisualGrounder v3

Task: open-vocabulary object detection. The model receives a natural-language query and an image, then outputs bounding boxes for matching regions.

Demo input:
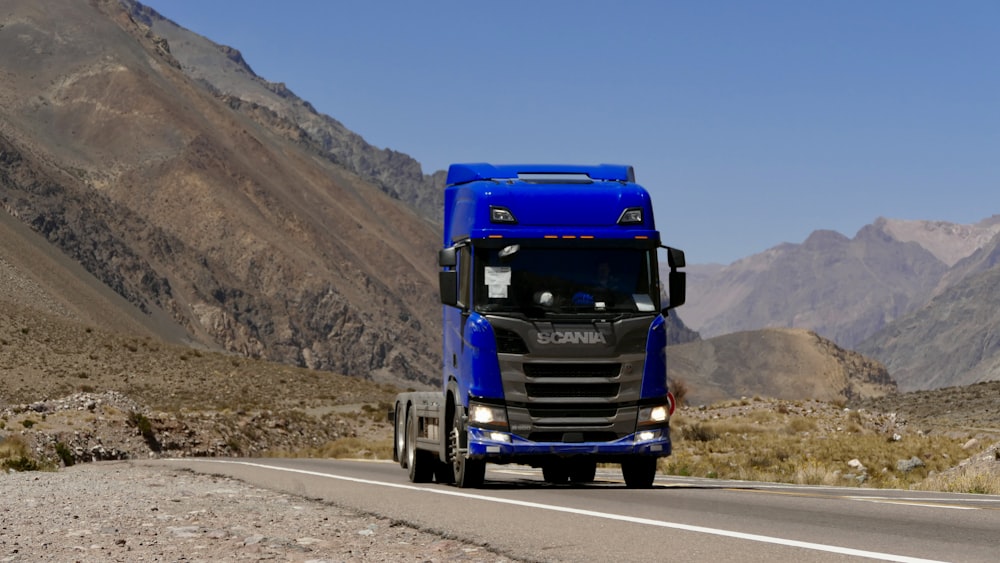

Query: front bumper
[467,426,671,461]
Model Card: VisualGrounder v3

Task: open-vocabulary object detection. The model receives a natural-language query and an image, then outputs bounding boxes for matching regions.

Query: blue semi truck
[391,163,686,488]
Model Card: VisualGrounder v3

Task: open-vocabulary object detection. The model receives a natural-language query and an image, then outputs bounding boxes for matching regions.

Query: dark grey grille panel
[526,404,618,418]
[494,328,529,354]
[525,382,620,398]
[523,363,621,378]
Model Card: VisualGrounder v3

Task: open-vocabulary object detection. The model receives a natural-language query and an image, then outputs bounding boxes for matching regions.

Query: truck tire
[434,460,455,484]
[621,457,657,488]
[569,460,597,484]
[542,461,569,484]
[406,408,434,483]
[450,408,485,488]
[395,402,407,469]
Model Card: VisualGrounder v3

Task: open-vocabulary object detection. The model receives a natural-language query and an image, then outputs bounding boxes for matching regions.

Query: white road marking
[171,459,946,563]
[846,497,979,510]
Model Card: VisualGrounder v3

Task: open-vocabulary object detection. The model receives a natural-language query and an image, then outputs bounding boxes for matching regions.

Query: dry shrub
[748,409,778,424]
[681,422,718,442]
[943,472,1000,495]
[0,435,30,459]
[793,461,840,486]
[666,399,979,489]
[785,417,817,434]
[0,435,43,472]
[669,378,689,407]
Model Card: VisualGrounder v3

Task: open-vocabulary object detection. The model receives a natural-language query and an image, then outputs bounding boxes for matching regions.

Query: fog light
[489,432,511,443]
[638,431,657,442]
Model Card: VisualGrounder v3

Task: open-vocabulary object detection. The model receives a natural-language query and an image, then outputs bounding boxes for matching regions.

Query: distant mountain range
[681,216,1000,391]
[858,232,1000,390]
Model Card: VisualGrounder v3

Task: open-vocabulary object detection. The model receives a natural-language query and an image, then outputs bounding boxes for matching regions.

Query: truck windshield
[473,245,659,317]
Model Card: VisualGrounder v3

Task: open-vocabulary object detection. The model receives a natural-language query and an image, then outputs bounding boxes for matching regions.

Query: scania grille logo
[536,331,607,345]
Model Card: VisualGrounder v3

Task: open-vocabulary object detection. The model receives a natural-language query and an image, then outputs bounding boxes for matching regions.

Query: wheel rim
[450,413,463,476]
[406,414,417,469]
[395,405,406,465]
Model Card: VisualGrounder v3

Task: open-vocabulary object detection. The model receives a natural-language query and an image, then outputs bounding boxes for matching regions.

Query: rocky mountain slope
[681,223,949,348]
[122,0,448,225]
[1,0,442,387]
[859,250,1000,391]
[681,216,1000,391]
[668,328,896,406]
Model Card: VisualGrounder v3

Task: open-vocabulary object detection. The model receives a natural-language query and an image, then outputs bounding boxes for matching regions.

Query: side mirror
[661,246,686,311]
[439,247,457,267]
[666,271,686,309]
[439,270,458,306]
[666,247,685,269]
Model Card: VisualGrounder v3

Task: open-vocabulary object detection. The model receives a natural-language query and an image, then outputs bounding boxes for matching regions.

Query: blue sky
[141,1,999,265]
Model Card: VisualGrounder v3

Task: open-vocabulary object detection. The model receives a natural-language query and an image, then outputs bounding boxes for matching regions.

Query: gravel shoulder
[0,461,516,562]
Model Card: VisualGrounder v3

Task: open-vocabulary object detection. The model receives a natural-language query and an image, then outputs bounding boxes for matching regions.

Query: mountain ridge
[122,0,448,225]
[683,215,1000,391]
[1,0,442,386]
[680,219,950,348]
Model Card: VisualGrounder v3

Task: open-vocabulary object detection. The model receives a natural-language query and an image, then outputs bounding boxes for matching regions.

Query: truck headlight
[637,404,670,428]
[468,402,508,430]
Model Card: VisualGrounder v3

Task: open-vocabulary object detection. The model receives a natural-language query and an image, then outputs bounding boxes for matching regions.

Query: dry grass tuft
[665,398,1000,491]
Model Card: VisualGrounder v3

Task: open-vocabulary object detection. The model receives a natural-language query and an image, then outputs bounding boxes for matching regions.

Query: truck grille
[526,404,618,418]
[523,363,621,379]
[525,382,620,398]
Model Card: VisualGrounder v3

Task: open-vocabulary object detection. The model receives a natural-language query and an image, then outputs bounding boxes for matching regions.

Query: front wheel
[450,407,485,488]
[621,457,657,488]
[542,461,569,484]
[569,460,597,484]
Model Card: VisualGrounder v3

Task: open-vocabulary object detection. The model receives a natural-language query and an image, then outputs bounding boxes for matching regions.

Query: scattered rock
[897,456,925,472]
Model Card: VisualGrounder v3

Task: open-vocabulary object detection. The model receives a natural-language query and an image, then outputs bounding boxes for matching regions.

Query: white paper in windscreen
[484,266,511,298]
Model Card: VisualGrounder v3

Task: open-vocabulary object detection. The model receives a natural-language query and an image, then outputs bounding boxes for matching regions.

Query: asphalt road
[153,458,1000,562]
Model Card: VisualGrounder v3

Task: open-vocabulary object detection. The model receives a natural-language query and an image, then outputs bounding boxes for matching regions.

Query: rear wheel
[406,408,433,483]
[450,407,485,488]
[621,457,657,488]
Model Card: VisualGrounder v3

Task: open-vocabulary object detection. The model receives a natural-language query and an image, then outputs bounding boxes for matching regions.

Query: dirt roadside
[1,461,519,562]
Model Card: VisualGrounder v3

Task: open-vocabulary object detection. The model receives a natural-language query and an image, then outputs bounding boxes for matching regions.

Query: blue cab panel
[443,163,658,245]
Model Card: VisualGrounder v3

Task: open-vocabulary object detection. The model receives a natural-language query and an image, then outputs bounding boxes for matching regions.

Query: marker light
[617,207,643,225]
[490,206,517,224]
